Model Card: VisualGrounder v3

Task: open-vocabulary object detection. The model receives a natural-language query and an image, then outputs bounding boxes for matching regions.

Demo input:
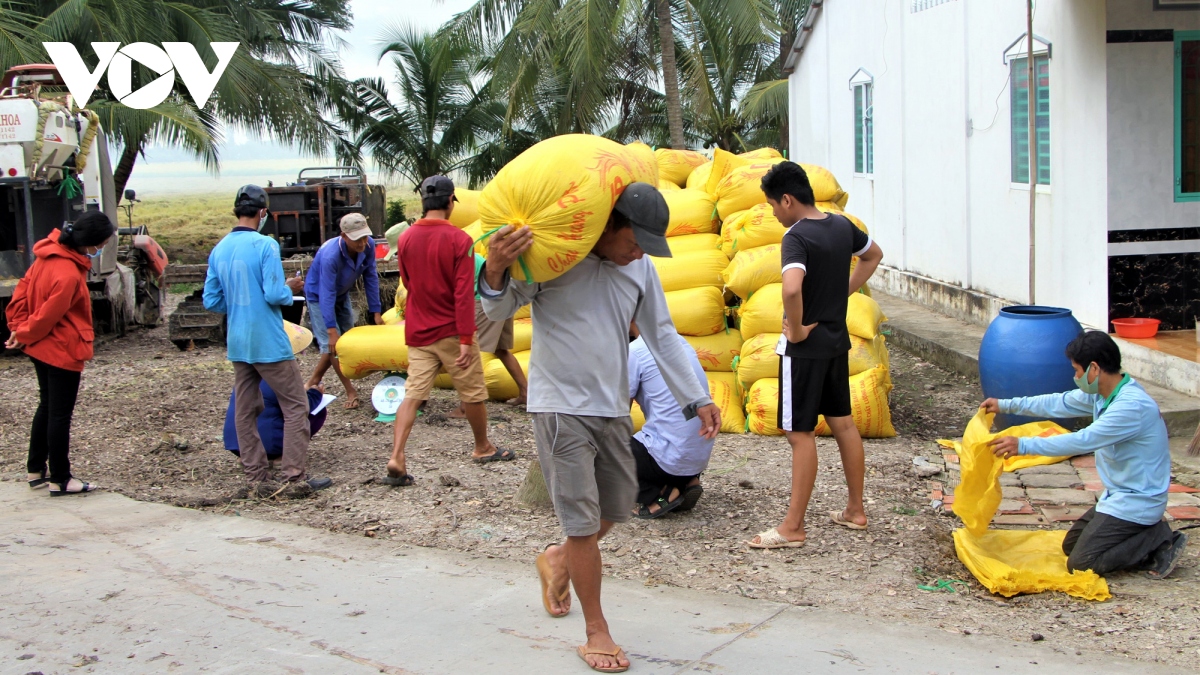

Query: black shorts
[777,353,852,432]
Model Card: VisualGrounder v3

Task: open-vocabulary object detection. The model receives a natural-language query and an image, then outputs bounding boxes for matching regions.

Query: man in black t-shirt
[747,161,885,550]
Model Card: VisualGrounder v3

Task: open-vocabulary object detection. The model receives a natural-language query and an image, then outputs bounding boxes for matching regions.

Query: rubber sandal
[829,510,868,530]
[677,484,703,512]
[746,527,805,549]
[472,448,516,463]
[49,481,96,497]
[342,398,360,410]
[28,472,49,489]
[380,472,415,487]
[576,645,629,673]
[634,496,681,520]
[536,544,570,617]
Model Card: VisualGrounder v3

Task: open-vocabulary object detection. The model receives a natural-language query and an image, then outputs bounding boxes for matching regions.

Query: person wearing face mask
[203,185,331,497]
[982,330,1184,580]
[5,211,114,496]
[302,213,383,409]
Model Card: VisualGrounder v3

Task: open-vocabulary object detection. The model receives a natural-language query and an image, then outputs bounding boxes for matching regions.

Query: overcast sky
[131,0,479,196]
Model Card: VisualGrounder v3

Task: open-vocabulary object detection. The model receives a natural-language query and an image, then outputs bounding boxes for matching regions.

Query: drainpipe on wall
[1026,0,1037,304]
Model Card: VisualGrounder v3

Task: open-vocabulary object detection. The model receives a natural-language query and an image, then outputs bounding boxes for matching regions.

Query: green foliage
[386,199,407,226]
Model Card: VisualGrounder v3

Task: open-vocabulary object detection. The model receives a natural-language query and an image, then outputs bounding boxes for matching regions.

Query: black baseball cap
[614,182,671,258]
[234,184,269,210]
[416,175,458,201]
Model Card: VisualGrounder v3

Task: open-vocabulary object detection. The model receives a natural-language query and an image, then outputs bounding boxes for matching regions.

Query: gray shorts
[533,413,636,537]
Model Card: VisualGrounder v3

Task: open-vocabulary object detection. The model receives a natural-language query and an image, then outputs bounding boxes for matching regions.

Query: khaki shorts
[533,413,636,537]
[405,335,488,403]
[474,299,514,353]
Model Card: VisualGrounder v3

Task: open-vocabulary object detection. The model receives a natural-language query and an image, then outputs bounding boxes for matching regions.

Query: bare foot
[447,404,468,419]
[386,459,406,477]
[509,394,527,406]
[541,543,572,616]
[579,632,629,671]
[471,443,499,460]
[748,523,806,547]
[342,397,360,410]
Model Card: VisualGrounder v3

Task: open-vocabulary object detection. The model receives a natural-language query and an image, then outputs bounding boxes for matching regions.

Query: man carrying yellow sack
[984,330,1186,580]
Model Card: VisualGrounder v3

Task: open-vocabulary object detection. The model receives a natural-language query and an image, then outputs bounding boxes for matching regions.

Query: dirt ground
[1,294,1198,669]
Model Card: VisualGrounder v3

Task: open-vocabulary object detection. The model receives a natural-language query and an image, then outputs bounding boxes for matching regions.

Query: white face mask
[257,211,269,231]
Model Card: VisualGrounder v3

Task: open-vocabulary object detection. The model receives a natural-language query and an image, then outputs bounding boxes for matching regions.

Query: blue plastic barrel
[978,306,1083,429]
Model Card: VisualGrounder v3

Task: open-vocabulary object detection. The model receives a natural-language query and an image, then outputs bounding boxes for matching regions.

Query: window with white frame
[850,69,874,175]
[1005,35,1051,186]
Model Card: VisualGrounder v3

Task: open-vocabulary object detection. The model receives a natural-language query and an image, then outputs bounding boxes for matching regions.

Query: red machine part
[133,234,169,279]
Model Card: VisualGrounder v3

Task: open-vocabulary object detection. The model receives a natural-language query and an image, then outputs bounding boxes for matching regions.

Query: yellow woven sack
[462,220,489,257]
[847,292,885,339]
[816,204,869,235]
[632,401,645,432]
[663,188,719,237]
[746,378,783,436]
[484,350,532,401]
[393,278,407,317]
[953,411,1060,535]
[737,283,782,340]
[735,332,780,392]
[707,372,746,434]
[848,334,889,378]
[626,141,660,185]
[719,203,787,257]
[658,179,681,192]
[685,329,742,372]
[713,159,785,220]
[739,147,782,160]
[667,233,721,256]
[651,248,728,293]
[337,325,409,380]
[722,244,781,300]
[514,304,531,320]
[818,365,895,438]
[479,134,654,283]
[799,163,849,209]
[381,307,403,325]
[512,318,532,353]
[665,286,726,336]
[686,161,713,190]
[704,148,749,195]
[656,148,708,186]
[449,188,482,228]
[936,437,1071,473]
[953,529,1110,601]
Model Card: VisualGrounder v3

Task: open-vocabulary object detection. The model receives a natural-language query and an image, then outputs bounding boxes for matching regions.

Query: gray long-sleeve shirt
[479,253,712,418]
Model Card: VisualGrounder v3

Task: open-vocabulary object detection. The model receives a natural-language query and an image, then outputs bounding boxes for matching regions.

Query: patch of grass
[132,193,235,264]
[169,283,201,295]
[891,505,919,516]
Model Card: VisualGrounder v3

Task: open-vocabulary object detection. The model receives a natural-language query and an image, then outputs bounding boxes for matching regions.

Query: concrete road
[0,483,1184,675]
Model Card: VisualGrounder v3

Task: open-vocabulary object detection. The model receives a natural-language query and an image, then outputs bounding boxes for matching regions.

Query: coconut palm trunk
[657,0,686,149]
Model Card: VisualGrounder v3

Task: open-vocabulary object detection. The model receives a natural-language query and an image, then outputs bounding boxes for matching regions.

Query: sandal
[380,472,415,487]
[472,447,516,463]
[536,543,570,618]
[28,472,49,489]
[342,397,360,410]
[830,510,868,530]
[746,527,805,549]
[634,496,681,520]
[677,484,703,512]
[49,479,97,497]
[576,645,629,673]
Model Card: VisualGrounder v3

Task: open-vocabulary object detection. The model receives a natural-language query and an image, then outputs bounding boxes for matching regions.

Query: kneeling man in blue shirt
[984,331,1186,579]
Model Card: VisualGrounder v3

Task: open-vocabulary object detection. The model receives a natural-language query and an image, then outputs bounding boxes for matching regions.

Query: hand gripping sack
[663,188,719,237]
[664,286,727,336]
[478,134,655,283]
[656,148,708,187]
[737,283,783,340]
[336,325,410,379]
[707,371,746,434]
[735,332,781,392]
[626,142,660,186]
[719,203,788,257]
[684,329,743,372]
[721,244,781,300]
[651,248,729,293]
[449,188,482,228]
[667,233,721,256]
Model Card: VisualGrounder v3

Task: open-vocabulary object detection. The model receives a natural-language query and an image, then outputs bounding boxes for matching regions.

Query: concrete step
[875,291,1200,438]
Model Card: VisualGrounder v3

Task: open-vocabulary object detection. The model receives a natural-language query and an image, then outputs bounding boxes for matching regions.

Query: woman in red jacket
[4,211,115,496]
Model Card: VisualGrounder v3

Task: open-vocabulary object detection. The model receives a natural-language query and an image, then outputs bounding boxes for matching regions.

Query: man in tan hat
[303,212,383,408]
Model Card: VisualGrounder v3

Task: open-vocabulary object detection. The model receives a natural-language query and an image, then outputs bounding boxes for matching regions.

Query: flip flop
[342,398,360,410]
[746,527,805,549]
[677,484,703,512]
[380,472,415,487]
[447,406,468,419]
[536,545,570,617]
[473,448,516,463]
[576,645,629,673]
[830,510,868,530]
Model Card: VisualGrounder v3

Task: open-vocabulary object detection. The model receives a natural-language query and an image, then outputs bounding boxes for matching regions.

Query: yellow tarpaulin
[951,410,1110,600]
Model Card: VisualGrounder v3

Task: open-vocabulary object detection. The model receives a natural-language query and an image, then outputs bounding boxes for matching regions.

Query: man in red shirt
[383,176,512,486]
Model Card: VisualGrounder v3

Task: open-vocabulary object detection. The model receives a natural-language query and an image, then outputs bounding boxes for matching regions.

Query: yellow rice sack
[462,220,489,258]
[816,204,869,234]
[651,248,728,293]
[847,292,886,339]
[667,233,721,256]
[479,134,655,283]
[337,325,409,379]
[658,179,681,191]
[632,401,645,432]
[739,147,783,160]
[392,278,408,317]
[800,163,849,210]
[381,307,402,325]
[707,371,746,434]
[656,148,708,187]
[746,378,783,436]
[686,161,713,190]
[713,158,785,220]
[719,203,787,257]
[737,283,783,340]
[514,304,531,320]
[663,188,719,237]
[511,318,532,353]
[684,329,742,372]
[736,332,780,392]
[483,350,532,401]
[665,286,726,336]
[848,334,889,378]
[813,366,895,438]
[449,188,482,228]
[626,142,660,185]
[721,244,781,300]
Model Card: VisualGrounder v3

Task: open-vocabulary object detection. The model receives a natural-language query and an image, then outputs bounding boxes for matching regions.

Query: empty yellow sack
[812,366,895,438]
[658,179,681,191]
[953,529,1110,601]
[848,334,889,378]
[746,378,783,436]
[736,332,780,392]
[722,244,781,300]
[651,248,728,293]
[685,329,743,372]
[511,318,532,353]
[737,283,783,340]
[336,325,409,380]
[739,147,782,160]
[626,142,660,185]
[664,188,719,237]
[632,401,645,432]
[707,372,746,434]
[686,161,713,190]
[483,350,532,401]
[665,286,726,336]
[937,437,1071,473]
[479,134,655,283]
[667,233,721,256]
[720,203,788,257]
[656,148,708,186]
[449,188,482,228]
[847,293,885,339]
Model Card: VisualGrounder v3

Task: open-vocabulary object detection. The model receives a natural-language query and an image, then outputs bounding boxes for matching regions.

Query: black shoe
[1147,531,1188,580]
[306,476,333,492]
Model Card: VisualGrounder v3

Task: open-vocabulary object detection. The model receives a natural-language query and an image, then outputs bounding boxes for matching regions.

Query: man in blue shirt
[303,213,383,409]
[985,331,1186,579]
[204,185,331,495]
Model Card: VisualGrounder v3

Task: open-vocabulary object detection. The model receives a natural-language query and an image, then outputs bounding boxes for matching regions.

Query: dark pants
[233,361,310,483]
[26,357,82,486]
[1062,507,1173,575]
[631,437,699,506]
